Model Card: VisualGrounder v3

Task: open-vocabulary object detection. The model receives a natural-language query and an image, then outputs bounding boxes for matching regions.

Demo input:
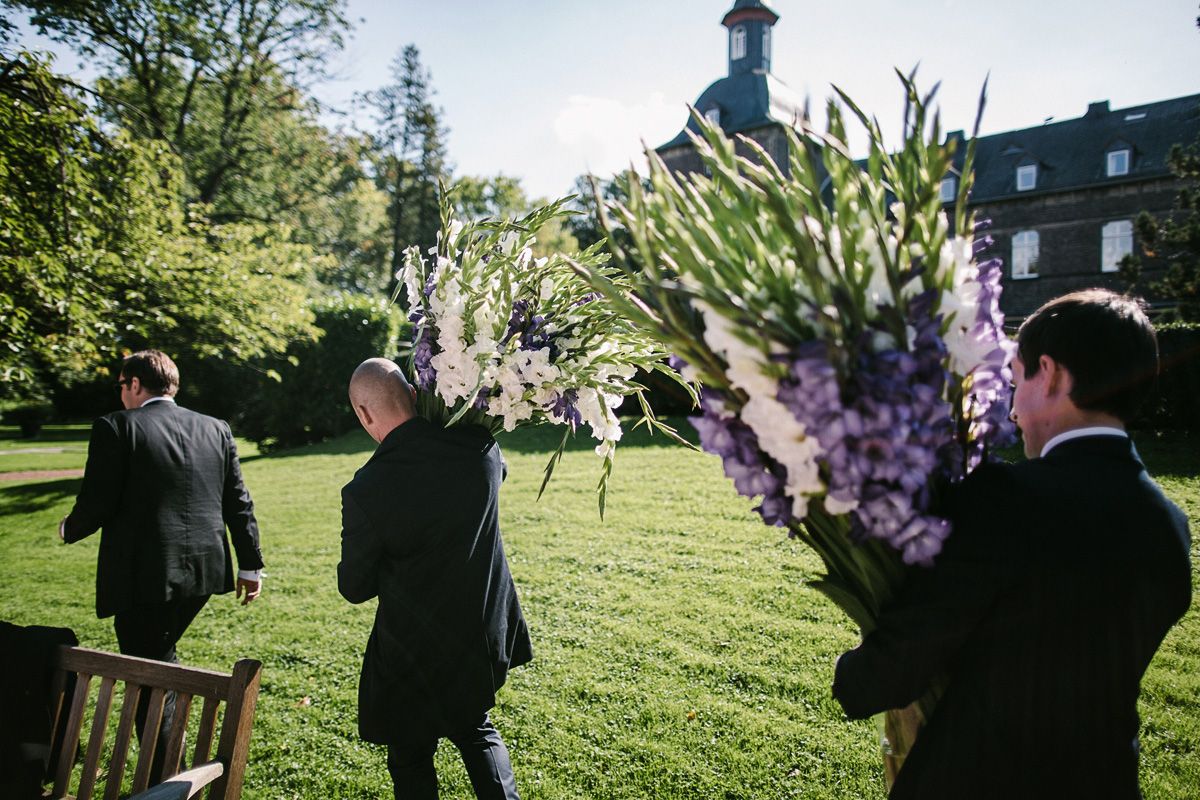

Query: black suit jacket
[65,400,263,618]
[338,417,533,744]
[834,435,1192,800]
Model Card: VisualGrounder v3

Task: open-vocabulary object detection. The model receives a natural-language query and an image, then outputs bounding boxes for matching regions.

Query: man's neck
[1040,414,1127,458]
[140,395,175,407]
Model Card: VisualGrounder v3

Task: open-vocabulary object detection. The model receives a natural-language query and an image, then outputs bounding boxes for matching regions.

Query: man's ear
[354,403,374,430]
[1041,355,1072,398]
[129,376,142,394]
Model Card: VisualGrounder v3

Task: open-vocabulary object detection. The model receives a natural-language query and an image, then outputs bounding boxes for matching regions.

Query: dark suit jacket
[338,417,533,745]
[834,435,1192,800]
[65,400,263,618]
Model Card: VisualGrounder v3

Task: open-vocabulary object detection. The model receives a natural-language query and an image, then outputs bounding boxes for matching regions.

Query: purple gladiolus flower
[548,389,583,431]
[413,324,438,391]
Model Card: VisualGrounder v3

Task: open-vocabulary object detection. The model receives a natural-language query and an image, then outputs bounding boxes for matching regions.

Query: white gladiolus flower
[696,301,826,505]
[939,236,994,375]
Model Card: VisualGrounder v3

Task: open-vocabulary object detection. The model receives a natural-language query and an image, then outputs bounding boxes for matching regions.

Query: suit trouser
[387,714,520,800]
[113,595,210,777]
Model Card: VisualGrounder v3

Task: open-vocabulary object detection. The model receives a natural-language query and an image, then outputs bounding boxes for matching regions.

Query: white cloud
[551,92,686,179]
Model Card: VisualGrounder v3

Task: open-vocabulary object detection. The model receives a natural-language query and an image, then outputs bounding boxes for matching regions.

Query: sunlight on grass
[2,423,1197,798]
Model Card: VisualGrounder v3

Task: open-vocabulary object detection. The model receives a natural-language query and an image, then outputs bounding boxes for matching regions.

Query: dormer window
[1016,164,1037,192]
[939,177,957,203]
[1107,148,1130,177]
[731,26,747,60]
[762,27,772,63]
[704,107,721,127]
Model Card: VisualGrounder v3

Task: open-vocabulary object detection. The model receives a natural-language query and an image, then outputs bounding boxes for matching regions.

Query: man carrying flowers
[832,289,1192,799]
[339,358,531,800]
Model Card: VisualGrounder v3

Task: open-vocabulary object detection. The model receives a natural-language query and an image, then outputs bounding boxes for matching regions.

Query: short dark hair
[121,350,180,397]
[1016,289,1158,423]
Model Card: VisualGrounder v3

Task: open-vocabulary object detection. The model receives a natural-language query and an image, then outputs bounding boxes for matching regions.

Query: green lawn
[2,423,1197,799]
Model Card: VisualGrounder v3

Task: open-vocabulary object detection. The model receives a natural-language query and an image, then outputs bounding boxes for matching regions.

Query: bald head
[349,358,416,442]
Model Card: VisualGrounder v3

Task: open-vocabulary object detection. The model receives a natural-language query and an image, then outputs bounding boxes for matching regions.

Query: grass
[2,422,1198,799]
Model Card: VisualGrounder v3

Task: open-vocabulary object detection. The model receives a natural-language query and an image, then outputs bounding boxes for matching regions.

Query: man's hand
[236,577,262,606]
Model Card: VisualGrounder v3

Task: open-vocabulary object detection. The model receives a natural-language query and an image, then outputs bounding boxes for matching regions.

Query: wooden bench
[46,647,262,800]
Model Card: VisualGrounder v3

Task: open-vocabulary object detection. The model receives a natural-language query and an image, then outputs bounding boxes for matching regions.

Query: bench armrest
[127,761,225,800]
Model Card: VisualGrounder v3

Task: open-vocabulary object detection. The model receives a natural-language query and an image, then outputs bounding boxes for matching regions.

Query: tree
[0,51,320,394]
[1124,139,1200,322]
[5,0,350,223]
[1,51,143,385]
[360,45,450,280]
[565,172,644,252]
[451,174,528,221]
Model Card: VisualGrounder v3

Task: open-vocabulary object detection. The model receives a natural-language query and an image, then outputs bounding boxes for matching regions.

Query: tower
[723,0,779,76]
[656,1,801,177]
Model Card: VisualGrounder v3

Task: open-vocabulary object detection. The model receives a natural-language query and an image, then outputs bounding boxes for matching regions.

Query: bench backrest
[47,647,261,800]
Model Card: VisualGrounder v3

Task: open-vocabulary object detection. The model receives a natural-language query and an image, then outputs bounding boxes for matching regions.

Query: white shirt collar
[140,395,177,408]
[1040,426,1127,458]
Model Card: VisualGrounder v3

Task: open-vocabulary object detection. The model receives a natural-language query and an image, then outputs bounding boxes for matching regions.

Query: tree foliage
[451,173,579,258]
[360,44,449,278]
[0,52,320,394]
[1126,140,1200,322]
[5,0,351,224]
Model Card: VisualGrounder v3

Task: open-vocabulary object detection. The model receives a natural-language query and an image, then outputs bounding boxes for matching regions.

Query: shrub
[234,295,404,451]
[1,401,54,438]
[1134,322,1200,431]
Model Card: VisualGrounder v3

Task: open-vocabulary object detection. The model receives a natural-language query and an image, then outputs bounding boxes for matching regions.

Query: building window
[1016,164,1037,191]
[762,27,772,63]
[939,177,957,203]
[1107,148,1130,177]
[731,26,747,60]
[704,107,721,127]
[1011,231,1039,279]
[1101,220,1133,272]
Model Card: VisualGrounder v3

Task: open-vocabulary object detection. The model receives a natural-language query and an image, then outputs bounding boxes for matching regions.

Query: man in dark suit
[339,358,532,800]
[61,350,264,771]
[833,289,1192,799]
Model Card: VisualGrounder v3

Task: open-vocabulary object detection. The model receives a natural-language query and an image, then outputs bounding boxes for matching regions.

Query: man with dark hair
[339,358,531,800]
[832,289,1192,799]
[61,349,264,776]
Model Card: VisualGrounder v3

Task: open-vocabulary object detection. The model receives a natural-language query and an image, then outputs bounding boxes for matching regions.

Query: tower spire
[722,0,780,76]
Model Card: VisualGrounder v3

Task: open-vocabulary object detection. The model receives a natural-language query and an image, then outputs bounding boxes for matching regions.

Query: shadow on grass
[241,416,704,463]
[0,477,82,515]
[0,424,91,446]
[1131,431,1198,480]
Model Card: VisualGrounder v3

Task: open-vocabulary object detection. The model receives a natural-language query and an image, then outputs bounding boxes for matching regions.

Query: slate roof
[657,70,805,152]
[953,93,1200,202]
[722,0,779,25]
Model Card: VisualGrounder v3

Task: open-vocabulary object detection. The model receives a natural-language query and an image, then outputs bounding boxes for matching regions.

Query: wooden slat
[47,667,69,741]
[52,671,93,797]
[131,687,167,793]
[157,691,193,783]
[104,682,141,800]
[77,676,117,800]
[193,695,220,767]
[58,647,230,699]
[208,659,262,800]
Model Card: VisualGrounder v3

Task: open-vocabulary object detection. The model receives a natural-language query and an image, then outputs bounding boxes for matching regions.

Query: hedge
[1135,322,1200,431]
[231,295,404,451]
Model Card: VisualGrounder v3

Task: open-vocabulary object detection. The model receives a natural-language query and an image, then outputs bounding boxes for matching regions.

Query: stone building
[658,1,1200,319]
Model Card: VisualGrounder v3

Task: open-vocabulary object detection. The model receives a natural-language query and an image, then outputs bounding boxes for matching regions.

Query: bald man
[338,358,532,800]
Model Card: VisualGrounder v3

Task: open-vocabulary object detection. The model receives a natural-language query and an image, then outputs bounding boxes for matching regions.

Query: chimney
[1086,100,1110,118]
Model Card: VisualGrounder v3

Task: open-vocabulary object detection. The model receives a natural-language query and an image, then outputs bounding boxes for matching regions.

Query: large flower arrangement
[395,197,689,515]
[574,76,1015,772]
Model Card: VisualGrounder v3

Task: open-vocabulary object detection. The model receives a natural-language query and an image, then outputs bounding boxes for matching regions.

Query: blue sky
[17,0,1200,200]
